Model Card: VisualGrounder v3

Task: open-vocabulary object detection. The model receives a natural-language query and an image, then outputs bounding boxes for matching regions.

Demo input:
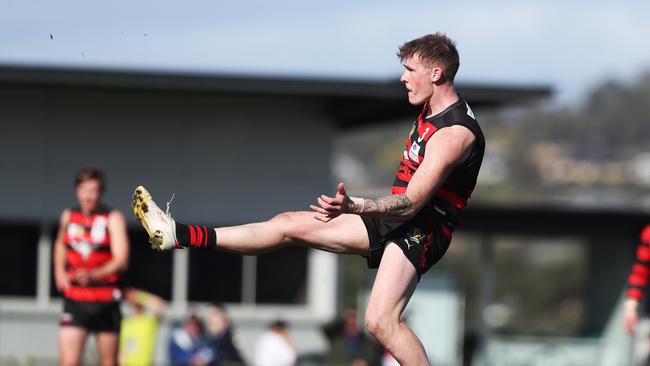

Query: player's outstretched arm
[311,125,475,222]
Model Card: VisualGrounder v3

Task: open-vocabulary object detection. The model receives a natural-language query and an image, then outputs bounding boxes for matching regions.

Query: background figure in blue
[169,313,215,366]
[204,303,244,365]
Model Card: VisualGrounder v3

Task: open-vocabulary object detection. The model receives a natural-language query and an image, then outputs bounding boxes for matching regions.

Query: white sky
[2,0,649,105]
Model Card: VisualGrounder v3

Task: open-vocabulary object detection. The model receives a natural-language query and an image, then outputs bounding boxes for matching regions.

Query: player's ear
[430,67,443,83]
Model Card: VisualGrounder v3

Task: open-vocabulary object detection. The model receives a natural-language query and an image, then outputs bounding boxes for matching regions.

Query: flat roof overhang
[0,64,551,128]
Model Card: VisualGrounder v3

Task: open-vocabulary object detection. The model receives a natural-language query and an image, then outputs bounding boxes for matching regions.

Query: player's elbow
[401,208,418,221]
[401,196,425,220]
[115,256,129,272]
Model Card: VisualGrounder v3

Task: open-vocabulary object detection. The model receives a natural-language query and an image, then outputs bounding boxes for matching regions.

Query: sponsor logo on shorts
[405,227,426,249]
[61,312,73,323]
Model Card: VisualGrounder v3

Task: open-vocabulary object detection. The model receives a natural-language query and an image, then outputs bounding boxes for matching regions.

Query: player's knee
[365,310,397,342]
[60,355,81,366]
[270,212,304,244]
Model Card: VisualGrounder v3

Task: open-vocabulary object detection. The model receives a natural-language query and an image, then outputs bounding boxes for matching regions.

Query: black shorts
[362,211,452,279]
[61,299,122,333]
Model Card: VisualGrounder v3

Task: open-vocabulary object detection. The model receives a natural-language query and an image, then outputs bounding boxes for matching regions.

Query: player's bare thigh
[281,212,370,255]
[96,332,119,366]
[215,211,370,255]
[59,326,88,365]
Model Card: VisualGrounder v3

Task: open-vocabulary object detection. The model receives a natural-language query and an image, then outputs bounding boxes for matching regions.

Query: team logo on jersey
[417,127,430,143]
[67,217,108,260]
[90,216,108,243]
[465,102,475,120]
[408,142,421,162]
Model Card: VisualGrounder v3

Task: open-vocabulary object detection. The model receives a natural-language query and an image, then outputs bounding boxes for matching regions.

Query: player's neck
[426,84,459,118]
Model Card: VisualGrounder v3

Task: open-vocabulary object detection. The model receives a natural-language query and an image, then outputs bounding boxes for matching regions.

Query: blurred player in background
[54,168,129,366]
[625,225,650,365]
[119,288,166,366]
[132,32,484,365]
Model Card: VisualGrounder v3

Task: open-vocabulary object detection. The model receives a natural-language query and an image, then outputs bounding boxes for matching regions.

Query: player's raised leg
[214,211,369,255]
[132,186,370,255]
[365,243,430,365]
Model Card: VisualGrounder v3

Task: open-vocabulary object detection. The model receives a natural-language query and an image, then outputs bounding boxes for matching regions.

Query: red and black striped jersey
[627,225,650,301]
[393,97,485,234]
[64,205,120,302]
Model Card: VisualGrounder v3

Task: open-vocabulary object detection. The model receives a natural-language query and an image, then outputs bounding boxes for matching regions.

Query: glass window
[435,233,588,337]
[0,223,39,296]
[188,250,242,303]
[50,225,63,298]
[256,247,308,304]
[121,228,174,300]
[492,236,587,336]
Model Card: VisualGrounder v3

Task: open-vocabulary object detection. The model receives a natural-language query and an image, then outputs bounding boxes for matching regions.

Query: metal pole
[171,249,189,313]
[36,225,52,308]
[478,234,495,366]
[242,256,257,305]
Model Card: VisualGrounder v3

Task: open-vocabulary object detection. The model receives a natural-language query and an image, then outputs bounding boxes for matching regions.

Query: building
[0,64,549,364]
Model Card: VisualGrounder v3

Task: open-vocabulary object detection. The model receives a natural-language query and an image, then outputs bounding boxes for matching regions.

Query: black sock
[175,222,217,249]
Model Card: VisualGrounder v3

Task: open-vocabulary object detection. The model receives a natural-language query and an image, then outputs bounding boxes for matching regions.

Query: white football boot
[132,186,178,250]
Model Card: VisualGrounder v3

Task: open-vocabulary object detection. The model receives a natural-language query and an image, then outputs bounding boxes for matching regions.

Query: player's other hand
[624,298,639,334]
[54,267,70,292]
[310,182,354,222]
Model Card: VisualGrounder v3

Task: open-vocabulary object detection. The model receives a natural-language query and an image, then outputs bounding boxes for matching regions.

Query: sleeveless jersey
[627,225,650,302]
[392,97,485,236]
[64,205,120,302]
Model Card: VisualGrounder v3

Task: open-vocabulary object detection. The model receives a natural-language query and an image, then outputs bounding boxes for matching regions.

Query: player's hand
[310,182,354,222]
[624,299,639,334]
[54,268,70,292]
[624,311,638,334]
[74,269,91,286]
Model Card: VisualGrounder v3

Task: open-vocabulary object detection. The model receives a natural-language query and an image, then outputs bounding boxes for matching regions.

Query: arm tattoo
[360,194,414,220]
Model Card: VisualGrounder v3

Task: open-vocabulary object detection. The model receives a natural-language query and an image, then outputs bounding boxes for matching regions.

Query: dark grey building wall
[0,87,335,225]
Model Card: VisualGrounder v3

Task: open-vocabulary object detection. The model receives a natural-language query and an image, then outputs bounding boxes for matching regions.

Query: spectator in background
[169,312,215,366]
[322,308,381,365]
[54,168,129,366]
[625,225,650,365]
[119,288,166,366]
[381,350,400,366]
[253,320,296,366]
[204,303,244,365]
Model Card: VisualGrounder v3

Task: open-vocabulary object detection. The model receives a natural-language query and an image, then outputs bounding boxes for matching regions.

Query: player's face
[76,179,102,213]
[400,55,434,106]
